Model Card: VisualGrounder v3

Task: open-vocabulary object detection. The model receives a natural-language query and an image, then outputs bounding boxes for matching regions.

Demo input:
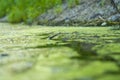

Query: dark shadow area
[36,32,54,37]
[104,70,120,75]
[27,33,120,62]
[0,53,9,59]
[24,42,69,49]
[92,70,120,80]
[24,33,120,77]
[27,32,120,63]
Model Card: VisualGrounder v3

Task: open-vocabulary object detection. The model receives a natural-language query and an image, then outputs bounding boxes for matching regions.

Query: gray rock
[0,16,8,22]
[37,0,120,26]
[10,62,33,73]
[107,14,120,21]
[0,53,9,58]
[101,22,107,26]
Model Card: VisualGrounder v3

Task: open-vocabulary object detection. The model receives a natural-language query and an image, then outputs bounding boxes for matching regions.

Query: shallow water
[0,23,120,80]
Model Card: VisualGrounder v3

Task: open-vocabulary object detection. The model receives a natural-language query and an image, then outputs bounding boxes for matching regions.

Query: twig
[48,32,61,40]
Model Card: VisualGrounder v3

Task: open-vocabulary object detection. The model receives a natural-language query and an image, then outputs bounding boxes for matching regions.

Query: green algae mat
[0,23,120,80]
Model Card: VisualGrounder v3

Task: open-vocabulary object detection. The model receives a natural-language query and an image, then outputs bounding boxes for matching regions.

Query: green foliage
[0,0,82,24]
[0,0,13,18]
[0,0,63,23]
[0,23,120,80]
[68,0,80,8]
[110,25,120,30]
[8,7,26,23]
[54,5,63,14]
[100,0,106,7]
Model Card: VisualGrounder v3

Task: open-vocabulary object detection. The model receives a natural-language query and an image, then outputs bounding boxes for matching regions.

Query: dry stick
[48,32,61,40]
[48,32,70,40]
[98,16,106,22]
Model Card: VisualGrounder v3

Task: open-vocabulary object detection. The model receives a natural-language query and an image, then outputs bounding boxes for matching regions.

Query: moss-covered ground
[0,23,120,80]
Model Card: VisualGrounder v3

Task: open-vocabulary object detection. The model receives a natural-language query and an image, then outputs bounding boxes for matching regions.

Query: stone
[101,22,107,26]
[107,14,120,21]
[0,53,9,57]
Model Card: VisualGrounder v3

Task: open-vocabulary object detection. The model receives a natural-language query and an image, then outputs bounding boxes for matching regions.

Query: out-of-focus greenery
[0,0,13,17]
[68,0,80,8]
[0,0,80,24]
[0,23,120,80]
[0,0,62,23]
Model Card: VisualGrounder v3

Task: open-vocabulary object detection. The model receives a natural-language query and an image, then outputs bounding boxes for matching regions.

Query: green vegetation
[0,0,120,80]
[68,0,80,8]
[0,0,81,24]
[0,23,120,80]
[54,5,63,14]
[0,0,63,23]
[100,0,106,7]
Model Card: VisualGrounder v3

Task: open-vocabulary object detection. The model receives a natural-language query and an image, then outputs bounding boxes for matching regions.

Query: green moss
[67,0,80,8]
[54,5,63,14]
[0,23,120,80]
[0,0,62,23]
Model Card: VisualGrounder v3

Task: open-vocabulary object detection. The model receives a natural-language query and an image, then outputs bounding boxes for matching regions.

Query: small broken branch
[48,32,61,40]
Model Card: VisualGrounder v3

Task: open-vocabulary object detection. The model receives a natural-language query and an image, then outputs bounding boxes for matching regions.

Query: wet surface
[0,23,120,80]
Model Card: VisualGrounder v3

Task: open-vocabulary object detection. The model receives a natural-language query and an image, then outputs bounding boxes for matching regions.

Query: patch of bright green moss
[0,23,120,80]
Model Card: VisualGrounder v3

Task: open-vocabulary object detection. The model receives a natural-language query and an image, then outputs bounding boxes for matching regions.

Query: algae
[0,23,120,80]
